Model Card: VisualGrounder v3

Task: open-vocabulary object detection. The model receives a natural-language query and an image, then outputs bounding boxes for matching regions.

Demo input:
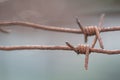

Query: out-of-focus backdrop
[0,0,120,80]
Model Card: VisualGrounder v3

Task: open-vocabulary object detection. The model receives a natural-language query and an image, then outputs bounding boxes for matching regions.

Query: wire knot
[82,26,102,43]
[66,42,90,70]
[76,18,104,49]
[83,26,101,36]
[76,44,90,54]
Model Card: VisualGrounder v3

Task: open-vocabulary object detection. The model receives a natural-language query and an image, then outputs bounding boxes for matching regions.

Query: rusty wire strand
[0,44,120,54]
[0,43,120,70]
[0,21,120,34]
[94,27,104,48]
[84,47,90,70]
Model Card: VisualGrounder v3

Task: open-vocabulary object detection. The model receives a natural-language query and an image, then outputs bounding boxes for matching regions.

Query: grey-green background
[0,0,120,80]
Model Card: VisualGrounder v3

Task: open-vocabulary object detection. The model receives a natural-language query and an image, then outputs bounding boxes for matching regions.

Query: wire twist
[76,14,104,49]
[76,44,90,70]
[76,44,90,54]
[66,42,90,70]
[83,26,101,36]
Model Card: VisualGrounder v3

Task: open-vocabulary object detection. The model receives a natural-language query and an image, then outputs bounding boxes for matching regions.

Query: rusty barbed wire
[0,43,120,70]
[0,44,120,55]
[76,14,105,49]
[0,21,120,33]
[0,14,119,48]
[0,14,120,70]
[66,42,90,70]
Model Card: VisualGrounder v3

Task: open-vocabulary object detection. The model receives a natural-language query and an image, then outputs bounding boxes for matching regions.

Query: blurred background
[0,0,120,80]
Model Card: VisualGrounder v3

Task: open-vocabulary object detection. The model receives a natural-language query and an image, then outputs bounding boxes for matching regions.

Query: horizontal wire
[0,21,120,34]
[0,45,120,55]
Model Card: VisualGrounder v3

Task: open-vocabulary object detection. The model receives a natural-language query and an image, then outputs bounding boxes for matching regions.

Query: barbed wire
[0,21,120,33]
[0,14,120,70]
[0,42,120,70]
[0,14,120,48]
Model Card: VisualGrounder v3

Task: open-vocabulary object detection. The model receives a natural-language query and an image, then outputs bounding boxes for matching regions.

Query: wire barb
[98,13,105,27]
[66,42,90,70]
[76,18,84,32]
[1,44,120,69]
[95,27,104,49]
[66,42,79,54]
[84,46,90,70]
[76,44,90,70]
[0,28,10,33]
[76,15,104,49]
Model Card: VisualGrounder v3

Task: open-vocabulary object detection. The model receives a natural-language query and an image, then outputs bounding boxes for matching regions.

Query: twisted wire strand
[1,44,120,70]
[0,21,120,34]
[84,47,90,70]
[0,44,120,54]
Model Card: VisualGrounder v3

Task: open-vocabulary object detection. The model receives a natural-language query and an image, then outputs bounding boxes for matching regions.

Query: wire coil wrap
[76,44,90,54]
[83,26,101,36]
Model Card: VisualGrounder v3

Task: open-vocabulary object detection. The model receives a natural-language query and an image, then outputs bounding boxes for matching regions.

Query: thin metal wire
[0,43,120,70]
[0,21,120,34]
[0,44,120,54]
[0,15,120,70]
